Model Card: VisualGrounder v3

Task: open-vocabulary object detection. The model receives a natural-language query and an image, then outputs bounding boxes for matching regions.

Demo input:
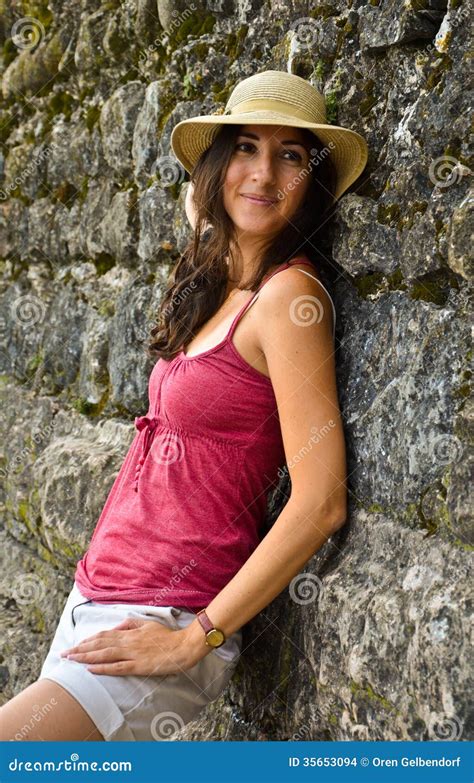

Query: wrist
[177,619,212,668]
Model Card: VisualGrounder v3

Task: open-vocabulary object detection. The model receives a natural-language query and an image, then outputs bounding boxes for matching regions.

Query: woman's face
[223,124,312,241]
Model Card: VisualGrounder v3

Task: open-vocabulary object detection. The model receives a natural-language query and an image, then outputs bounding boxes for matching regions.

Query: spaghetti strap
[227,259,295,339]
[227,257,336,340]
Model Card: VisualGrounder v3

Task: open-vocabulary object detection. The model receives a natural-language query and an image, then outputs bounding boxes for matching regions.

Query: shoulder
[255,263,335,349]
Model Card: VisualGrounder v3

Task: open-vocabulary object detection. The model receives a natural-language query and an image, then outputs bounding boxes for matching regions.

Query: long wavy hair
[147,123,338,362]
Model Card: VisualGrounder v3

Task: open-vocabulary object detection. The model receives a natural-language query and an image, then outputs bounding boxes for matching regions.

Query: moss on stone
[308,4,339,18]
[168,12,216,47]
[425,53,454,91]
[47,90,75,121]
[350,679,399,713]
[377,203,401,225]
[352,271,385,297]
[92,252,115,276]
[325,91,338,124]
[85,104,101,132]
[367,503,384,513]
[223,25,248,61]
[22,0,53,29]
[409,269,459,305]
[359,79,377,117]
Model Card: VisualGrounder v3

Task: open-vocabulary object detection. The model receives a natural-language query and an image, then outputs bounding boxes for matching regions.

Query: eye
[282,150,303,162]
[234,142,303,163]
[234,142,253,153]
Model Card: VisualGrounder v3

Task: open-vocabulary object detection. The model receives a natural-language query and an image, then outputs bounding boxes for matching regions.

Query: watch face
[206,628,225,647]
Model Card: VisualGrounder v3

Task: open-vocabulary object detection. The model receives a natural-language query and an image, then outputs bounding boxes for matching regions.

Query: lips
[240,194,278,205]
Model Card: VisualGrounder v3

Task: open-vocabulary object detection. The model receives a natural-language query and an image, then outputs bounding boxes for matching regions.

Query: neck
[228,233,273,287]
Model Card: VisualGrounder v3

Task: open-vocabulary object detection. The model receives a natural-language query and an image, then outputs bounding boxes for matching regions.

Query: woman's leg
[0,678,104,741]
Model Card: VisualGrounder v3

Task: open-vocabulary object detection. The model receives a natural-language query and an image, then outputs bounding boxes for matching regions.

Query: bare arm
[180,267,347,664]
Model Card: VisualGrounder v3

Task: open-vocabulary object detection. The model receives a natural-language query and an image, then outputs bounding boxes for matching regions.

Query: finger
[61,630,127,656]
[111,618,143,631]
[86,660,135,675]
[66,647,127,664]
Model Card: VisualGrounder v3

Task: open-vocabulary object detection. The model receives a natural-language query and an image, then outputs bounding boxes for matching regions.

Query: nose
[249,148,277,185]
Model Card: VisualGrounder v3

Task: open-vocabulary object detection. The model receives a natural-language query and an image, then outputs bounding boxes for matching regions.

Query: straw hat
[170,70,369,202]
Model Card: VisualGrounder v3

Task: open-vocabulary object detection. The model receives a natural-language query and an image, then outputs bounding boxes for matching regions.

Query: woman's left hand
[59,616,204,676]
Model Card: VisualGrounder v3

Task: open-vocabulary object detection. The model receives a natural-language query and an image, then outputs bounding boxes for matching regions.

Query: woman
[0,70,368,741]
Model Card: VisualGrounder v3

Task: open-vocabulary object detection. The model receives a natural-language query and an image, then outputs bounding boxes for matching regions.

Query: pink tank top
[74,257,336,609]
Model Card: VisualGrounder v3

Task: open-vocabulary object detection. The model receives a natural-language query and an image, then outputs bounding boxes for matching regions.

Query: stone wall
[0,0,472,740]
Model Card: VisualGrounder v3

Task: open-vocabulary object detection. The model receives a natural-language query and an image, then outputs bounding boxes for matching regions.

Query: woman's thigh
[0,678,104,741]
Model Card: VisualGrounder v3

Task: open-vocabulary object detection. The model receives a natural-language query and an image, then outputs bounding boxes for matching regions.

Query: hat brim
[170,111,369,202]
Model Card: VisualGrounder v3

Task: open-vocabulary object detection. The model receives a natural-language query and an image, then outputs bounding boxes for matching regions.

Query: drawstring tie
[133,415,160,492]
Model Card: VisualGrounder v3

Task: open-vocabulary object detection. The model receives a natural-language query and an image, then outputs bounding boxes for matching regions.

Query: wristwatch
[196,609,226,648]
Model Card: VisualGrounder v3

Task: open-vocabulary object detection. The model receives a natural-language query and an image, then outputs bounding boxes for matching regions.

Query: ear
[185,180,213,234]
[185,181,197,229]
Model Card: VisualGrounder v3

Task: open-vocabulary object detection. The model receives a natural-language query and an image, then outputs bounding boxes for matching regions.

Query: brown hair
[147,124,337,362]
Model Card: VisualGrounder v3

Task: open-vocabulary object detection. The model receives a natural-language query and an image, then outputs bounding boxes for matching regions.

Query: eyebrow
[236,131,308,150]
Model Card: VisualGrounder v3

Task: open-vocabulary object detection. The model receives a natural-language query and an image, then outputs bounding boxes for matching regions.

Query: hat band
[224,98,326,124]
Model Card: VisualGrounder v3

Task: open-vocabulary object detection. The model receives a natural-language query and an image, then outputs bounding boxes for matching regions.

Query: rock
[0,0,471,743]
[100,83,146,178]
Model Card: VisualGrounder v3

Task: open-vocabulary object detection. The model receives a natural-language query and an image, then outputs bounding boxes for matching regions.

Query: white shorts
[38,582,242,741]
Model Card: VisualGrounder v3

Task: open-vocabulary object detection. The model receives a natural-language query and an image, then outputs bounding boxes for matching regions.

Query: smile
[240,194,277,206]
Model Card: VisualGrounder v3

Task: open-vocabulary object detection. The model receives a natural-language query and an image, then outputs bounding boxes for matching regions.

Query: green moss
[350,679,399,713]
[223,25,248,61]
[398,201,429,232]
[3,37,19,69]
[409,269,459,305]
[97,299,116,318]
[168,12,216,47]
[313,60,326,80]
[47,90,75,121]
[328,713,339,725]
[22,0,53,29]
[377,203,401,225]
[367,503,384,513]
[358,77,377,117]
[52,181,81,204]
[26,350,45,375]
[325,91,338,124]
[425,53,453,91]
[308,4,339,18]
[85,104,101,132]
[93,252,115,277]
[352,270,385,298]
